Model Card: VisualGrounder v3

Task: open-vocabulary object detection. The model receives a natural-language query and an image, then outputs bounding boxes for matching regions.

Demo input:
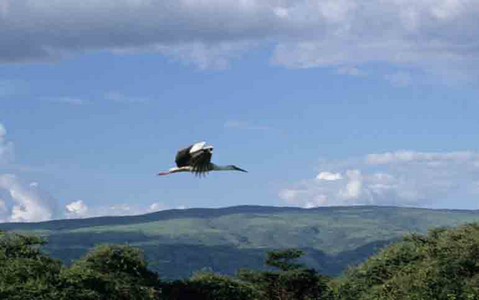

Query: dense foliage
[238,249,329,300]
[3,222,479,299]
[2,205,478,278]
[0,230,328,299]
[162,272,259,300]
[60,244,160,299]
[331,223,479,299]
[0,232,62,299]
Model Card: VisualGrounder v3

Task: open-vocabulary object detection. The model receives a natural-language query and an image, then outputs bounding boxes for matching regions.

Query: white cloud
[106,204,140,215]
[338,169,362,200]
[102,201,171,216]
[65,200,89,218]
[148,202,169,212]
[0,123,158,223]
[0,175,58,222]
[0,124,59,223]
[366,150,479,165]
[65,203,138,218]
[280,150,479,209]
[0,0,478,77]
[0,123,171,223]
[280,186,331,208]
[279,189,300,203]
[0,123,14,164]
[0,198,8,222]
[304,195,329,208]
[270,1,479,74]
[62,201,171,219]
[316,171,342,181]
[150,42,253,70]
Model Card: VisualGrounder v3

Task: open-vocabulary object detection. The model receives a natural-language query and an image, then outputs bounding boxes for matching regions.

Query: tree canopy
[3,223,479,299]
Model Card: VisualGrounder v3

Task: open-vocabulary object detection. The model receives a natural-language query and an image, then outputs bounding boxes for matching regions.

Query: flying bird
[158,141,248,176]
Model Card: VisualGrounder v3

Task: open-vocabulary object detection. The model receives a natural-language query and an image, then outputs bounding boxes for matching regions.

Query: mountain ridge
[1,204,477,230]
[2,205,479,278]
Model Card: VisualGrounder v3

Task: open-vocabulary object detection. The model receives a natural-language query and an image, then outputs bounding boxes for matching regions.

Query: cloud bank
[0,123,177,222]
[65,200,89,219]
[0,123,14,164]
[1,0,479,75]
[64,200,174,219]
[0,174,58,222]
[0,123,59,222]
[280,150,479,209]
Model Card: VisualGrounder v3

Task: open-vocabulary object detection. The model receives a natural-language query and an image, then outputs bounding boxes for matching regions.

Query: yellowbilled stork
[158,141,248,176]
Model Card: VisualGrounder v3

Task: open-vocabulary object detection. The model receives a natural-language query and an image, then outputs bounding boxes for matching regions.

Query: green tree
[331,223,479,300]
[238,249,330,300]
[60,244,160,300]
[162,271,259,300]
[265,249,307,271]
[0,231,63,300]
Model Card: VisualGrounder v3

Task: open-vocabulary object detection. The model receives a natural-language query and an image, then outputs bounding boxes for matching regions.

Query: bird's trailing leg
[157,166,193,176]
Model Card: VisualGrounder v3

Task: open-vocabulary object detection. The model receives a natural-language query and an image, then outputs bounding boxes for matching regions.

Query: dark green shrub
[0,231,63,300]
[60,244,160,300]
[162,271,258,300]
[331,224,479,300]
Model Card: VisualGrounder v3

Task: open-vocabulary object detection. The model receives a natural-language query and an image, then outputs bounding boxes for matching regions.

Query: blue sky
[1,0,479,222]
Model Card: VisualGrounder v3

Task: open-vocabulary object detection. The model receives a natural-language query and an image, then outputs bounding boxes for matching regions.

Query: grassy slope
[1,205,478,278]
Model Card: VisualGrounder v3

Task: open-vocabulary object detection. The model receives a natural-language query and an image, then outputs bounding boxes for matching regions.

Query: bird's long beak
[234,166,248,172]
[157,171,171,176]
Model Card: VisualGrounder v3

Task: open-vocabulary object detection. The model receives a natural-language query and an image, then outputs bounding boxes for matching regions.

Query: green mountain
[1,205,478,279]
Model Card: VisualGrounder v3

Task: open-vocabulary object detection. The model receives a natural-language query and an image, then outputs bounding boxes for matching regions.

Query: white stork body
[158,141,247,176]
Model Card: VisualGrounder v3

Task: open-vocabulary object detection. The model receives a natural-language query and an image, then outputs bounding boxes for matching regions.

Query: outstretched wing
[190,149,212,176]
[175,141,207,167]
[174,141,213,175]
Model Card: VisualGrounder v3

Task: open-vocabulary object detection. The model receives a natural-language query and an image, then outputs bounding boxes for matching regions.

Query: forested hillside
[3,222,479,299]
[1,205,479,278]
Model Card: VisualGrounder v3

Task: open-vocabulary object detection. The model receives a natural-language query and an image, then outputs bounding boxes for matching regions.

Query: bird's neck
[211,164,235,171]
